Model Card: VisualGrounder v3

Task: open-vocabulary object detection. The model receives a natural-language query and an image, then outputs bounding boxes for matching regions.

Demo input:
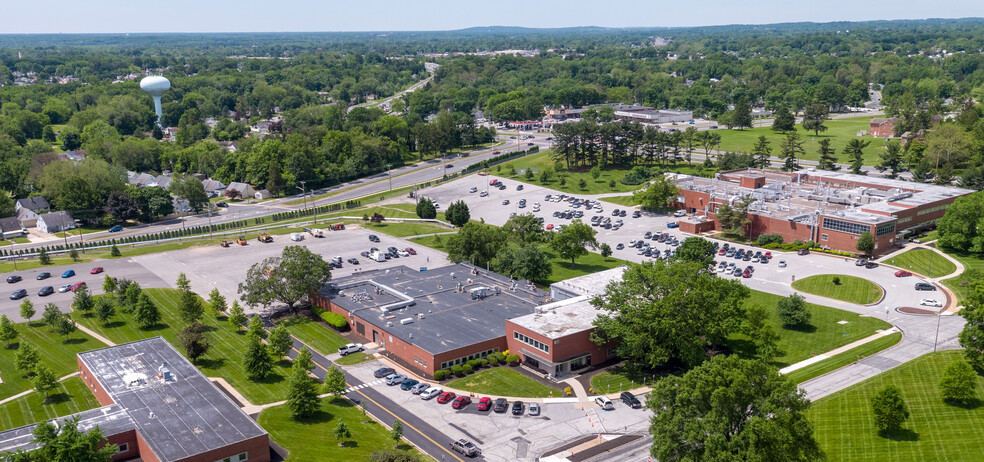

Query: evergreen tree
[445,200,471,227]
[415,198,436,219]
[178,322,210,364]
[228,301,248,330]
[844,138,872,175]
[876,142,903,178]
[243,333,273,380]
[134,293,161,329]
[267,325,293,360]
[816,138,839,171]
[285,360,320,420]
[38,248,51,265]
[207,288,227,317]
[178,290,204,324]
[802,104,829,136]
[771,105,796,133]
[294,347,314,372]
[94,298,116,326]
[176,273,191,292]
[248,315,267,339]
[751,136,772,168]
[779,132,805,172]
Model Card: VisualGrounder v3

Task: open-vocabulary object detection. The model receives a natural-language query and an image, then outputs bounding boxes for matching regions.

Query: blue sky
[3,0,984,33]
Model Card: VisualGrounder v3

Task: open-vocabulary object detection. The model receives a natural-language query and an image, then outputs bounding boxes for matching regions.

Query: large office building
[0,337,270,462]
[312,264,625,380]
[672,168,973,255]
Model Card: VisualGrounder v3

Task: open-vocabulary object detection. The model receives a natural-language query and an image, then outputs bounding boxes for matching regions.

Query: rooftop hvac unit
[417,313,425,319]
[400,318,413,325]
[386,321,393,327]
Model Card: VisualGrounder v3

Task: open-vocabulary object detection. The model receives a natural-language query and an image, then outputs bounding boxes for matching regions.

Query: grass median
[445,367,563,398]
[791,274,883,305]
[784,332,902,384]
[0,318,106,401]
[885,248,956,278]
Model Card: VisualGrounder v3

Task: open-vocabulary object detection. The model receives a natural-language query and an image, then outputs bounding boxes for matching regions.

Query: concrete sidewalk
[779,327,900,375]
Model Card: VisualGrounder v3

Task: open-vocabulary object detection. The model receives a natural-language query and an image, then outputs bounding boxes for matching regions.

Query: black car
[37,272,51,280]
[865,262,879,269]
[620,392,642,409]
[360,251,370,258]
[369,235,380,243]
[511,401,525,415]
[9,289,27,300]
[493,398,509,413]
[216,202,229,208]
[445,164,454,168]
[38,286,54,297]
[347,258,360,265]
[373,367,395,378]
[6,275,21,283]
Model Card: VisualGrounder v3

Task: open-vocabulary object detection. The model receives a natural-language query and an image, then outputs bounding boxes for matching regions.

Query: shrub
[433,370,449,381]
[475,358,488,368]
[487,355,499,366]
[762,243,782,250]
[620,166,651,185]
[313,307,348,330]
[451,365,464,376]
[462,364,473,374]
[506,354,520,365]
[832,276,841,285]
[756,233,784,246]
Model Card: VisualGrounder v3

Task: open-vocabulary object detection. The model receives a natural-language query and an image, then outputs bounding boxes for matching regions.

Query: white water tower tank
[140,75,170,123]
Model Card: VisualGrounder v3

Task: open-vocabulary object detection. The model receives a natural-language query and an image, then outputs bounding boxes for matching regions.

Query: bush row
[432,352,521,380]
[311,306,348,331]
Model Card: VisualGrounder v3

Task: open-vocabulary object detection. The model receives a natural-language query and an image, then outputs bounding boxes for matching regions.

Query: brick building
[0,337,270,462]
[869,117,899,138]
[672,168,973,255]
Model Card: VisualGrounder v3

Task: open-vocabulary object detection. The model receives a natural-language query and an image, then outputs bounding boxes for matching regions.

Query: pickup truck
[337,343,364,356]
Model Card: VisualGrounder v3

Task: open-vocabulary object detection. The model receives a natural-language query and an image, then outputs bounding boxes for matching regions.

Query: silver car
[385,374,407,386]
[420,387,442,400]
[410,382,430,394]
[528,402,540,416]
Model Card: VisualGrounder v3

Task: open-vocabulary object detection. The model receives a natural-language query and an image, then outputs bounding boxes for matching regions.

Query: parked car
[620,392,642,409]
[385,374,407,386]
[437,391,457,404]
[90,267,104,274]
[373,367,395,378]
[479,191,488,197]
[6,275,21,283]
[528,402,540,416]
[405,247,417,255]
[108,225,124,232]
[338,343,364,356]
[450,439,481,457]
[511,400,525,415]
[216,202,228,208]
[778,260,787,268]
[70,282,87,291]
[36,272,50,280]
[9,289,27,300]
[368,235,380,243]
[451,396,472,409]
[410,383,430,395]
[476,397,493,411]
[915,282,936,291]
[38,286,54,297]
[595,396,614,410]
[920,299,943,307]
[666,222,679,228]
[420,388,442,400]
[895,270,913,277]
[493,398,509,413]
[58,284,73,293]
[400,379,419,391]
[502,199,510,205]
[673,209,687,217]
[469,187,478,193]
[347,258,360,265]
[797,249,810,255]
[61,270,75,278]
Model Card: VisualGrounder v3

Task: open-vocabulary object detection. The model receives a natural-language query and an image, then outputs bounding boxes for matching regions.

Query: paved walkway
[779,327,901,374]
[0,372,79,406]
[75,324,116,347]
[562,377,589,402]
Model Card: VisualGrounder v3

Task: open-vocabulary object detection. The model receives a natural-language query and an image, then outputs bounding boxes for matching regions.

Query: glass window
[821,234,828,241]
[876,222,896,237]
[822,217,870,236]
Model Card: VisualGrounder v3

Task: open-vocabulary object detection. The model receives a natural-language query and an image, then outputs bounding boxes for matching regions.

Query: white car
[778,260,787,268]
[397,249,410,257]
[920,299,943,307]
[469,187,478,193]
[420,387,442,400]
[58,284,73,293]
[337,343,364,356]
[480,191,488,197]
[595,396,614,410]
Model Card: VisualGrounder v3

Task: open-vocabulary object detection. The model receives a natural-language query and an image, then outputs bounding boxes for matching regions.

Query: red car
[405,248,417,255]
[718,248,727,255]
[742,271,752,278]
[764,251,772,259]
[476,397,492,411]
[71,281,87,291]
[90,267,104,275]
[895,270,912,277]
[489,179,498,185]
[451,396,472,409]
[545,224,554,230]
[436,392,456,404]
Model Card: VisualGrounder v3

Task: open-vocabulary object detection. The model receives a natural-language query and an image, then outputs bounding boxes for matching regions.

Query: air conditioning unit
[417,313,425,319]
[400,318,413,325]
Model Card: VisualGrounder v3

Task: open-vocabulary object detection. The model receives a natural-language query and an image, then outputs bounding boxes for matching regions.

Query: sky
[3,0,984,34]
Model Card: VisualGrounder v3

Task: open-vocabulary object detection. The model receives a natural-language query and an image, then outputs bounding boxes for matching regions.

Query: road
[348,62,438,113]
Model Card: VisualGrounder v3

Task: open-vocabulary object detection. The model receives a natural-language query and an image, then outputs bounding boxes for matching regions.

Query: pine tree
[134,293,161,329]
[228,301,248,331]
[207,288,227,317]
[178,290,204,324]
[0,314,19,348]
[779,132,805,172]
[285,361,320,420]
[751,136,772,168]
[771,105,796,133]
[267,325,293,360]
[95,298,116,326]
[877,142,903,178]
[248,315,267,340]
[816,138,839,171]
[844,138,872,175]
[176,273,191,292]
[38,248,51,265]
[243,333,273,380]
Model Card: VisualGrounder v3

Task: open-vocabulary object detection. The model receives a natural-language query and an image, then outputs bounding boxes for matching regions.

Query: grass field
[445,367,563,398]
[0,318,105,401]
[590,370,659,394]
[278,315,349,356]
[809,351,984,462]
[784,333,903,384]
[357,221,451,238]
[0,377,102,432]
[941,250,984,301]
[884,249,957,278]
[75,289,293,405]
[598,195,641,207]
[713,117,887,164]
[792,274,884,305]
[334,352,373,366]
[258,397,423,462]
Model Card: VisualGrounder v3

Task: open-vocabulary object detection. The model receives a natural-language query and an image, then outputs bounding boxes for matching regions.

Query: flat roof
[324,265,547,355]
[0,405,134,455]
[511,267,627,339]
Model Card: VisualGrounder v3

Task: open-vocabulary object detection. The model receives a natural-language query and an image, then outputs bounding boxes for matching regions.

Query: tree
[802,104,829,136]
[390,420,404,448]
[771,105,796,133]
[268,325,293,360]
[94,298,115,326]
[731,96,753,130]
[816,138,839,171]
[744,304,780,360]
[777,293,812,327]
[110,244,121,257]
[492,244,552,282]
[323,365,347,396]
[415,198,436,219]
[243,333,273,380]
[105,191,140,222]
[334,421,352,446]
[5,415,117,461]
[751,135,772,168]
[267,161,284,196]
[169,175,209,213]
[294,347,314,372]
[856,230,874,255]
[959,280,984,372]
[590,165,602,179]
[178,290,204,324]
[178,322,211,364]
[599,243,612,259]
[592,260,751,369]
[779,132,805,171]
[648,355,822,462]
[207,288,226,317]
[876,142,903,178]
[285,361,320,420]
[577,178,587,190]
[445,222,508,268]
[937,192,984,254]
[0,314,18,348]
[53,314,77,340]
[939,360,978,406]
[844,138,872,175]
[176,272,191,292]
[445,200,470,227]
[632,175,678,212]
[102,275,117,294]
[228,301,248,331]
[68,248,79,262]
[248,315,268,340]
[42,303,62,330]
[238,246,333,312]
[15,343,40,374]
[32,362,58,402]
[550,219,598,265]
[672,237,715,266]
[19,299,35,324]
[134,293,161,329]
[71,286,94,317]
[38,248,51,265]
[871,385,910,434]
[503,213,547,243]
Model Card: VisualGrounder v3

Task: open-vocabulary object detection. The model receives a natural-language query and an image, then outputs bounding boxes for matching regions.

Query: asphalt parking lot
[345,357,652,462]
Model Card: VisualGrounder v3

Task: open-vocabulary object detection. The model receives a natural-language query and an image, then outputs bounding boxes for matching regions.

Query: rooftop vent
[400,317,413,325]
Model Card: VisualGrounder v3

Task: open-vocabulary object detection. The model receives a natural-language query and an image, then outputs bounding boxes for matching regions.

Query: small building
[225,182,256,199]
[202,178,227,194]
[36,211,76,234]
[129,172,155,188]
[16,207,39,228]
[0,217,26,239]
[254,189,272,200]
[15,196,50,213]
[869,117,899,138]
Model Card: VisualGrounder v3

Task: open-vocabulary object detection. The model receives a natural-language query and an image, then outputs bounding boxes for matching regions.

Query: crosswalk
[343,378,385,394]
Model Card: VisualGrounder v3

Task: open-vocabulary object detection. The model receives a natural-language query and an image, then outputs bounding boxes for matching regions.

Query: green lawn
[0,377,102,431]
[258,397,424,462]
[0,319,106,401]
[598,195,641,207]
[334,352,373,366]
[55,226,110,238]
[74,289,293,405]
[809,351,984,462]
[590,370,659,395]
[784,333,902,384]
[884,249,956,278]
[278,315,349,356]
[941,250,984,301]
[358,221,451,238]
[0,237,30,246]
[713,117,887,164]
[791,274,883,305]
[729,290,893,369]
[445,367,563,398]
[408,234,450,252]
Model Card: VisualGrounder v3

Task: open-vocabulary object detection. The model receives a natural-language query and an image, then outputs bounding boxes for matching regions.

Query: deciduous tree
[632,175,678,212]
[871,385,910,434]
[445,200,470,227]
[285,361,319,420]
[238,246,333,312]
[19,299,35,324]
[777,293,812,328]
[228,301,248,331]
[71,286,94,317]
[959,279,984,372]
[32,363,58,402]
[15,343,40,374]
[0,314,19,348]
[856,230,874,255]
[445,222,508,268]
[492,244,552,282]
[550,219,598,265]
[503,213,547,243]
[5,415,117,461]
[267,325,293,360]
[323,365,347,396]
[939,359,978,406]
[94,298,115,326]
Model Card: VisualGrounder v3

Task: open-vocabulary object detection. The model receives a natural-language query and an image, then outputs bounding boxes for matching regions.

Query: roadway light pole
[75,219,84,254]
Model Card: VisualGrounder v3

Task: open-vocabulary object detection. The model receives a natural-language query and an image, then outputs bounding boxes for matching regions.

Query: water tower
[140,75,170,124]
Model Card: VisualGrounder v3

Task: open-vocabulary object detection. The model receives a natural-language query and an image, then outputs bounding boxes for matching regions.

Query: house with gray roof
[36,211,76,234]
[14,196,49,213]
[16,207,39,228]
[224,182,256,199]
[0,217,25,239]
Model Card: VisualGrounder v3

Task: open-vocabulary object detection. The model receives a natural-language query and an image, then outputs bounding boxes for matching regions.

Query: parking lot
[345,357,652,462]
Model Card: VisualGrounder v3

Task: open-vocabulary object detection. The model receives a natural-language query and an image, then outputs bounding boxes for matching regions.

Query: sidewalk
[76,324,116,347]
[0,372,79,406]
[779,327,900,375]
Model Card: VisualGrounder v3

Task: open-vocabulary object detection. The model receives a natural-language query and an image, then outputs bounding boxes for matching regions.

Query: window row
[440,348,499,370]
[876,222,896,237]
[822,217,871,236]
[917,204,949,216]
[514,331,549,353]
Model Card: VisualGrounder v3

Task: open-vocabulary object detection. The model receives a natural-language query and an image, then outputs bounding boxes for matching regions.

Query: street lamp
[75,219,84,253]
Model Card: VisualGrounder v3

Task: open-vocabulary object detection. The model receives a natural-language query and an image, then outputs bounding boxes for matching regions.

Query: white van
[370,251,386,262]
[290,233,304,241]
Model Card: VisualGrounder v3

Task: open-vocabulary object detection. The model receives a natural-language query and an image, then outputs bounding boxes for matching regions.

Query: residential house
[58,150,85,162]
[146,174,172,189]
[202,179,226,194]
[36,211,75,234]
[0,217,25,239]
[15,197,50,213]
[16,208,39,228]
[224,182,256,199]
[254,189,272,200]
[869,117,899,138]
[129,173,155,188]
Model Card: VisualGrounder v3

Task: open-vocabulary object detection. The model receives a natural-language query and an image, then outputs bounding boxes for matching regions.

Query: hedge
[312,306,348,330]
[433,370,449,380]
[451,365,464,376]
[462,364,473,374]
